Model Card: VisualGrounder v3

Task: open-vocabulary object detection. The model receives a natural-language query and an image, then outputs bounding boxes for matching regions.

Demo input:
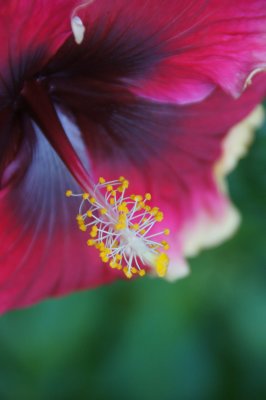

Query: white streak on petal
[71,0,95,44]
[55,106,91,171]
[71,16,85,44]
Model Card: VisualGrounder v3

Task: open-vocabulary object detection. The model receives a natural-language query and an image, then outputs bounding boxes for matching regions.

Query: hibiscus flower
[0,0,266,313]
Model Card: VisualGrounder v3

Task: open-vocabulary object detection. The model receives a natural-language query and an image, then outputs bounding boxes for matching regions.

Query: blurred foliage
[0,107,266,400]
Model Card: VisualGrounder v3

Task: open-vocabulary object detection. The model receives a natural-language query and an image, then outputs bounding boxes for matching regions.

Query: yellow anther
[101,256,109,263]
[100,208,107,215]
[161,240,170,250]
[155,253,169,277]
[145,193,152,200]
[138,201,146,210]
[82,193,89,200]
[79,224,87,232]
[140,229,146,235]
[115,222,126,230]
[164,229,170,236]
[65,190,73,197]
[139,270,146,277]
[131,267,137,274]
[122,180,129,189]
[131,223,139,231]
[90,197,96,204]
[90,226,98,237]
[111,190,116,196]
[87,210,93,217]
[109,261,117,269]
[95,242,105,251]
[155,211,164,222]
[150,207,159,216]
[109,197,115,205]
[117,203,129,214]
[87,239,95,246]
[123,267,132,279]
[145,206,151,212]
[134,195,143,202]
[115,254,122,261]
[106,185,113,192]
[119,176,125,182]
[76,214,83,221]
[99,177,106,184]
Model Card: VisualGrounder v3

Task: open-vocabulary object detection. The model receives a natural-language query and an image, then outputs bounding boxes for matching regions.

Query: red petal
[0,0,79,86]
[0,124,117,314]
[84,75,266,254]
[0,78,265,313]
[75,0,266,103]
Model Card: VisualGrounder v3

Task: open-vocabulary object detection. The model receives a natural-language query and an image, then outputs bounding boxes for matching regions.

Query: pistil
[66,177,170,278]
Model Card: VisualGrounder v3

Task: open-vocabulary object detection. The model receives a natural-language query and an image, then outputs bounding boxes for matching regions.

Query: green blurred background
[0,107,266,400]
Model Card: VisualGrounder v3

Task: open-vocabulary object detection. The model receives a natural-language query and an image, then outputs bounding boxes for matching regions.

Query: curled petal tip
[243,67,266,92]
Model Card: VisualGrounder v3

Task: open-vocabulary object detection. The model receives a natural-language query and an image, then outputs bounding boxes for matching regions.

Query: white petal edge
[181,201,241,258]
[215,105,265,179]
[165,255,190,281]
[180,105,264,259]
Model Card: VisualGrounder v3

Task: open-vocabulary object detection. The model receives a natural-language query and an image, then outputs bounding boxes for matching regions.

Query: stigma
[66,177,170,279]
